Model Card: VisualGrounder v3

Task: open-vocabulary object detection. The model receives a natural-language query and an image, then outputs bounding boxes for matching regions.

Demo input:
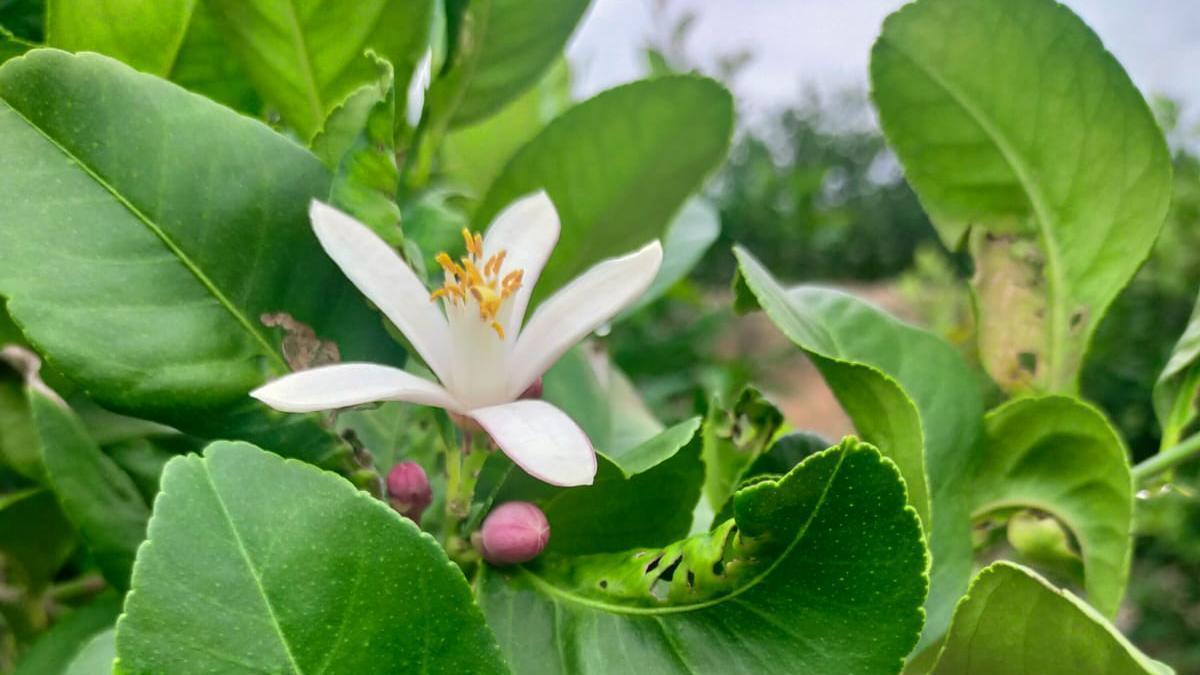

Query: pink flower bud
[386,461,432,523]
[477,501,550,565]
[520,377,543,400]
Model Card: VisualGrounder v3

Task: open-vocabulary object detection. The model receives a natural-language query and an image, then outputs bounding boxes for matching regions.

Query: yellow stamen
[429,229,525,339]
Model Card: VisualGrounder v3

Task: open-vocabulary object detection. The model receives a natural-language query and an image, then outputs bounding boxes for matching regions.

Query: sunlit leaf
[973,396,1134,617]
[931,563,1170,674]
[871,0,1172,393]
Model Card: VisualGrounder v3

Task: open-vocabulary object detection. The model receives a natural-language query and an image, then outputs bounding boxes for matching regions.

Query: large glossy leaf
[492,417,702,555]
[30,391,149,590]
[931,563,1170,674]
[734,246,981,647]
[204,0,434,139]
[972,396,1133,618]
[426,0,588,128]
[440,59,571,197]
[168,2,261,113]
[871,0,1172,393]
[115,441,505,673]
[1154,292,1200,450]
[478,438,927,674]
[13,596,120,675]
[476,76,734,303]
[0,50,404,463]
[46,0,195,75]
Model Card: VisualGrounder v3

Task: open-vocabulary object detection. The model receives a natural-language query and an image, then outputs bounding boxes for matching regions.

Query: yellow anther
[461,228,479,256]
[430,231,524,340]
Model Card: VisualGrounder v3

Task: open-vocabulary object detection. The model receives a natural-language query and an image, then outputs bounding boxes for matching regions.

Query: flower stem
[1134,431,1200,484]
[442,431,490,561]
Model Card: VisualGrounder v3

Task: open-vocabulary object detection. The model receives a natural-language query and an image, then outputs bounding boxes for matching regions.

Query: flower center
[430,229,524,339]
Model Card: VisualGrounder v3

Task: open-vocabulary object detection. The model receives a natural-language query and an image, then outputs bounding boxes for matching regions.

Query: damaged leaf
[699,386,783,511]
[871,0,1172,393]
[477,438,928,674]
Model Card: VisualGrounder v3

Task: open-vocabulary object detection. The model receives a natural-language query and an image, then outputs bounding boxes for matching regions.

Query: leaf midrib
[280,0,324,132]
[0,97,287,372]
[202,466,304,673]
[878,36,1070,384]
[511,448,848,617]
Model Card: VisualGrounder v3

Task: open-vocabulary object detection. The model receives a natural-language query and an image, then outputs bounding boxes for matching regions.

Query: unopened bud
[477,501,550,565]
[387,461,432,523]
[520,377,544,400]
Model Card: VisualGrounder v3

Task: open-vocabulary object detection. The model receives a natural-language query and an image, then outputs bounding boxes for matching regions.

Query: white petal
[309,201,454,386]
[507,241,663,398]
[482,191,560,337]
[251,363,460,413]
[468,400,596,487]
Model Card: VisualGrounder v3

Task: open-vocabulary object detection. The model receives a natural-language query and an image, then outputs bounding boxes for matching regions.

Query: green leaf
[204,0,434,139]
[30,391,149,590]
[492,417,702,555]
[0,25,34,64]
[115,441,505,673]
[733,246,983,649]
[168,2,261,113]
[13,597,120,675]
[0,50,404,463]
[440,59,571,197]
[327,53,404,247]
[972,396,1134,618]
[0,372,40,480]
[426,0,588,129]
[618,197,721,319]
[476,76,734,303]
[931,562,1170,674]
[106,434,203,503]
[542,344,664,455]
[46,0,195,75]
[0,488,73,594]
[63,627,115,675]
[1154,292,1200,450]
[871,0,1172,393]
[700,387,783,511]
[477,438,928,674]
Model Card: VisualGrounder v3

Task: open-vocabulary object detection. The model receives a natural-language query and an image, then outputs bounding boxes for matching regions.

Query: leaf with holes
[931,563,1170,674]
[426,0,588,129]
[490,417,703,555]
[0,50,405,464]
[699,386,783,512]
[475,76,734,303]
[477,438,928,674]
[30,390,149,590]
[115,441,506,673]
[871,0,1172,393]
[734,246,981,648]
[972,396,1134,618]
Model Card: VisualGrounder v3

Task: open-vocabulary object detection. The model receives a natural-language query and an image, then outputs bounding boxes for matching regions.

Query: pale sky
[567,0,1200,127]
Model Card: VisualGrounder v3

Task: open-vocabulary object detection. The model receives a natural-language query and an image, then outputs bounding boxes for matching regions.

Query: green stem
[442,432,490,561]
[1134,432,1200,484]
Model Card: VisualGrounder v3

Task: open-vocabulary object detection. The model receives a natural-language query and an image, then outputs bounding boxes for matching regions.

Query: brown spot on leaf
[260,313,341,371]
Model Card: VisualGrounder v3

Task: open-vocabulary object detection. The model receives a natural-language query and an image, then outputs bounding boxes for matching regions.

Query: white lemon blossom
[252,192,663,487]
